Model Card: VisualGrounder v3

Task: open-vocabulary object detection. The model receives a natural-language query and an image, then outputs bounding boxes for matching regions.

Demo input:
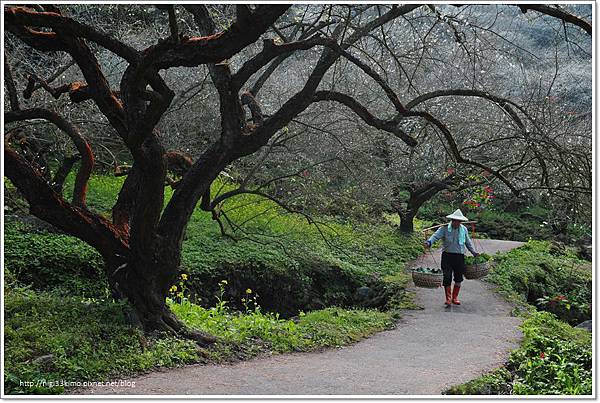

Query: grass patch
[4,287,393,395]
[4,219,107,298]
[444,368,513,395]
[4,288,200,395]
[170,298,393,354]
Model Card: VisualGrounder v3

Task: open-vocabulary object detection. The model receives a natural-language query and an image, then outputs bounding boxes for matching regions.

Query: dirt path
[81,239,524,396]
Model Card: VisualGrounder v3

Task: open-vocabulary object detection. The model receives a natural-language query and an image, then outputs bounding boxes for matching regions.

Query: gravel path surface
[80,239,524,396]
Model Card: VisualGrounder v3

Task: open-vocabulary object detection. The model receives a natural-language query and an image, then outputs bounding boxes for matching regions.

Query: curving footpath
[80,239,524,396]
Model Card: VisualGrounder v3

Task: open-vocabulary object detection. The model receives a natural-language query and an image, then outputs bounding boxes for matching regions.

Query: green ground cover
[4,174,420,394]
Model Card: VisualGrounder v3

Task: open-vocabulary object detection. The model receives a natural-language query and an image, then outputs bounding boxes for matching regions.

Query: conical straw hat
[446,209,469,221]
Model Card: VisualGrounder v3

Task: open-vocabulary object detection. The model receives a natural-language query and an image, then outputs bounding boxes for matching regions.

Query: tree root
[154,308,218,347]
[180,328,218,347]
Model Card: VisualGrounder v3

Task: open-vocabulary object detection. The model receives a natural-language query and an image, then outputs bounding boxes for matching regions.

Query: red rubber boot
[444,286,452,306]
[452,284,461,305]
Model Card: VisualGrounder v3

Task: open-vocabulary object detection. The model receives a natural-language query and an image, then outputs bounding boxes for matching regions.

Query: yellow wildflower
[246,288,252,294]
[181,274,188,280]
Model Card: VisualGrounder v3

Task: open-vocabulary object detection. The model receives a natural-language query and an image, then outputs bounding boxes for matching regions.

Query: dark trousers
[441,252,465,286]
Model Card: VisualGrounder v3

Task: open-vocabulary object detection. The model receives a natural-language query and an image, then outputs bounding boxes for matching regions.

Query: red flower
[447,168,456,174]
[540,352,545,359]
[301,170,310,177]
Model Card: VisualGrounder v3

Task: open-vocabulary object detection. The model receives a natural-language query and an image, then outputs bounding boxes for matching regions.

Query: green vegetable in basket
[413,267,442,274]
[464,253,492,265]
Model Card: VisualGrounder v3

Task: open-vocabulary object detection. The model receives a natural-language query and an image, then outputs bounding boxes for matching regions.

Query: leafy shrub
[535,295,590,325]
[468,209,553,242]
[509,312,591,395]
[487,241,591,324]
[183,255,364,316]
[464,253,492,265]
[445,312,592,395]
[417,195,554,242]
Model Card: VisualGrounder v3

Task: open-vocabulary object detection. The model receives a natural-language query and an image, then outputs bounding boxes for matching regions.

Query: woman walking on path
[424,209,479,306]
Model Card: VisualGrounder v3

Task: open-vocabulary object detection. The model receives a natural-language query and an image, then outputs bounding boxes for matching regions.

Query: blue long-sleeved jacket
[426,224,477,255]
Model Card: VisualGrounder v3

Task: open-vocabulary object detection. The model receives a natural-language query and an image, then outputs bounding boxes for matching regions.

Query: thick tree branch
[24,76,104,103]
[4,128,51,179]
[5,24,65,51]
[248,18,342,96]
[25,59,76,97]
[57,33,128,137]
[180,5,247,147]
[157,141,233,271]
[240,92,264,125]
[5,108,94,207]
[152,5,290,69]
[5,6,140,61]
[314,91,416,146]
[51,154,80,194]
[246,5,422,154]
[112,164,139,235]
[517,4,592,35]
[4,52,20,111]
[231,35,334,90]
[4,143,127,259]
[166,6,179,41]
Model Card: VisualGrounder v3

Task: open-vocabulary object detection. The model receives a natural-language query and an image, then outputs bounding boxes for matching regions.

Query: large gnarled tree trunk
[4,4,422,341]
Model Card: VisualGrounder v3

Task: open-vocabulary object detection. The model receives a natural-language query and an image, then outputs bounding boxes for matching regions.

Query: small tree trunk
[51,154,80,194]
[399,210,416,233]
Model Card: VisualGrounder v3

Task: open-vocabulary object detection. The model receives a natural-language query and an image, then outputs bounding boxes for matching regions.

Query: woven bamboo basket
[464,261,491,280]
[412,271,443,288]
